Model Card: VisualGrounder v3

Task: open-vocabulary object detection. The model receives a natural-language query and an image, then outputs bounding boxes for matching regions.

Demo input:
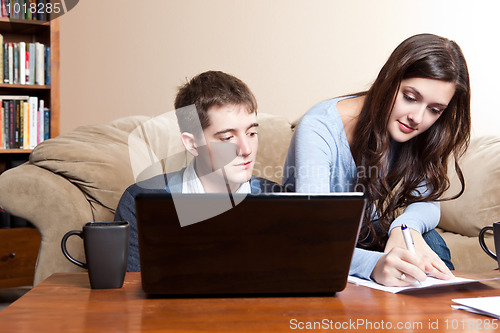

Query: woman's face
[388,77,456,143]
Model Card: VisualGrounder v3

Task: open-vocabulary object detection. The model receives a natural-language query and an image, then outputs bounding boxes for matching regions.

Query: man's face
[197,104,259,188]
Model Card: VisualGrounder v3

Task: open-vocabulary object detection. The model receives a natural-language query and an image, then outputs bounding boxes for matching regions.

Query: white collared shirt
[181,159,251,194]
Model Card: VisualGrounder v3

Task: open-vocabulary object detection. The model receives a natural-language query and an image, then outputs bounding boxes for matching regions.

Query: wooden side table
[0,227,41,288]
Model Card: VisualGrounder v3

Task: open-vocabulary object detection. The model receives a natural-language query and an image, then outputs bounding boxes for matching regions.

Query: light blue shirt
[283,97,440,280]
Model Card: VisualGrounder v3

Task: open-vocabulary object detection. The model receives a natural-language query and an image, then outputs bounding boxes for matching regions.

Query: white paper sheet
[452,296,500,319]
[348,275,478,293]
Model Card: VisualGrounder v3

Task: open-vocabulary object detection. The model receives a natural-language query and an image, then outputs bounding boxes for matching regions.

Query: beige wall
[60,0,500,137]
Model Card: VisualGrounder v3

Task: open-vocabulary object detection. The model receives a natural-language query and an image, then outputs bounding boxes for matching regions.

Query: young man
[115,71,280,271]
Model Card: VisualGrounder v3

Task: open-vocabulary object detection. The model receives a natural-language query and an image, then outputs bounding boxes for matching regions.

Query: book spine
[12,0,19,19]
[8,43,13,84]
[36,0,44,21]
[19,41,25,84]
[3,43,8,83]
[1,0,7,17]
[28,43,35,84]
[26,0,31,20]
[22,101,28,148]
[25,44,29,83]
[0,34,3,84]
[2,100,8,148]
[29,0,35,20]
[8,100,14,148]
[0,100,3,148]
[14,99,20,148]
[28,96,37,148]
[13,43,18,84]
[45,45,50,85]
[43,107,49,140]
[35,42,44,85]
[20,0,26,19]
[37,99,43,144]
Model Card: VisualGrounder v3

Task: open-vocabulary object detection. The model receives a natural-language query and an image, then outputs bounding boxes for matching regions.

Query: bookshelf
[0,16,59,170]
[0,13,59,288]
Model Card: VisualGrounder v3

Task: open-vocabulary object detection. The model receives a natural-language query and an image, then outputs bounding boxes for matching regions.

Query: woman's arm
[389,201,440,234]
[283,103,338,193]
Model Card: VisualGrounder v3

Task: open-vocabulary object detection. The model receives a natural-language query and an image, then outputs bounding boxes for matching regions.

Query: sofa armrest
[0,164,93,285]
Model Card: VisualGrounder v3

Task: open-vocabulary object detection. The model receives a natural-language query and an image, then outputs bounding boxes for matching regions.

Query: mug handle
[478,226,497,260]
[61,230,87,268]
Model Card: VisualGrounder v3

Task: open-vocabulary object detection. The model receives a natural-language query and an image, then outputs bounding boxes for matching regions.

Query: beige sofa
[0,114,498,285]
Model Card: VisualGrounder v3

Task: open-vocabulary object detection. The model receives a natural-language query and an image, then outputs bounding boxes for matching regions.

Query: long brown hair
[352,34,471,248]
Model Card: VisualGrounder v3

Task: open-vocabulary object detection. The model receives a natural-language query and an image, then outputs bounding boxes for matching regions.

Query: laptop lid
[136,192,366,296]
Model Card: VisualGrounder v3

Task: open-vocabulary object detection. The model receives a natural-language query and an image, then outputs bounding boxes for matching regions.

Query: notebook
[135,192,366,296]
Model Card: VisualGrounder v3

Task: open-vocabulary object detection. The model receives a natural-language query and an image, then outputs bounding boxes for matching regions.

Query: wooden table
[0,272,499,332]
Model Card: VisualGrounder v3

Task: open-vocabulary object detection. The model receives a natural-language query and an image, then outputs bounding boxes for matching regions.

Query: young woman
[283,34,471,286]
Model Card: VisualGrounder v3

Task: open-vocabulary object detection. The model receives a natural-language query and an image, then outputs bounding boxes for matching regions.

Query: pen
[401,224,422,285]
[401,224,415,254]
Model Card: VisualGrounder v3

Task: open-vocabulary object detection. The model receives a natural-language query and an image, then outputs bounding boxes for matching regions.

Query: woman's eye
[430,107,443,115]
[403,93,417,102]
[247,132,258,137]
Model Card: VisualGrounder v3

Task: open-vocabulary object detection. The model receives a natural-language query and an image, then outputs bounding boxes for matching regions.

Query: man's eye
[247,132,258,137]
[220,136,233,142]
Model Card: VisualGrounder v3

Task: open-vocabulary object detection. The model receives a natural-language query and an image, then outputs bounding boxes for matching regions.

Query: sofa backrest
[440,136,500,236]
[29,113,294,222]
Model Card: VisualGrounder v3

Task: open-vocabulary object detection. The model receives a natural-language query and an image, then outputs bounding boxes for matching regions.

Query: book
[14,99,20,147]
[43,106,49,140]
[1,0,7,18]
[28,96,37,148]
[8,100,14,148]
[28,43,35,85]
[35,42,44,85]
[0,34,3,83]
[37,98,43,143]
[19,41,26,84]
[44,45,50,85]
[25,44,29,83]
[13,43,18,84]
[0,103,3,148]
[2,100,8,148]
[36,0,45,21]
[12,0,20,19]
[22,100,28,148]
[8,43,13,84]
[3,43,8,83]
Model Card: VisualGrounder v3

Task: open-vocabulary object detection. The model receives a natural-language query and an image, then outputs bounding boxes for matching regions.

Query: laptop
[136,192,366,296]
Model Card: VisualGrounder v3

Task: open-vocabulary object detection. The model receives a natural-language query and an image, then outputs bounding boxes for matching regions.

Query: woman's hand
[372,226,454,286]
[371,247,427,286]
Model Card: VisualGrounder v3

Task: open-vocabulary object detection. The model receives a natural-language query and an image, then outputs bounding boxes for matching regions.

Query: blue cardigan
[283,97,441,280]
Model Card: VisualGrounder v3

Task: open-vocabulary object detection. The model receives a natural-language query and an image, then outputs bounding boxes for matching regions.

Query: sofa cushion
[439,136,500,237]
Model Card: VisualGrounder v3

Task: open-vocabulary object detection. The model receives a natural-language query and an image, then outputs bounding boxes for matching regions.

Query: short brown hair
[174,71,257,135]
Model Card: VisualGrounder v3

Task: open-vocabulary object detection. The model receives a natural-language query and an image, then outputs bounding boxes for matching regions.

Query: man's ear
[181,132,199,157]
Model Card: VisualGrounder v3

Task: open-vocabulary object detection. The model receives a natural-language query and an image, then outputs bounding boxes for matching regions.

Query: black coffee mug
[61,221,129,289]
[478,221,500,269]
